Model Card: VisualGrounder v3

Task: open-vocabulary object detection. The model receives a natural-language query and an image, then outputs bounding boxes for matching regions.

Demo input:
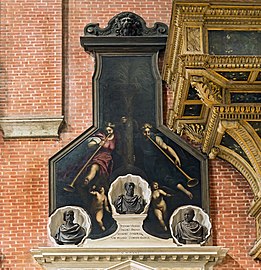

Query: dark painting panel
[183,104,202,116]
[208,30,261,55]
[221,133,250,164]
[230,92,261,103]
[99,55,156,128]
[217,71,250,81]
[187,86,201,100]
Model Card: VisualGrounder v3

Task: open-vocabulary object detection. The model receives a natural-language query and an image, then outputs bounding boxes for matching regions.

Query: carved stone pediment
[84,12,168,37]
[107,260,155,270]
[162,0,261,260]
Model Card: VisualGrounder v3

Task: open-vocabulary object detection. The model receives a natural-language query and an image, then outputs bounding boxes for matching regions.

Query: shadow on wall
[216,254,249,270]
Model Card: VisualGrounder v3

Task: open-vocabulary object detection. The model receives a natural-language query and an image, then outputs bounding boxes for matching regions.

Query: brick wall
[209,159,260,269]
[0,0,62,117]
[0,0,260,269]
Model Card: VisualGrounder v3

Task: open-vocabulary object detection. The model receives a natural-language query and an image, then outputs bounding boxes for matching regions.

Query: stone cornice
[31,246,228,269]
[0,116,64,138]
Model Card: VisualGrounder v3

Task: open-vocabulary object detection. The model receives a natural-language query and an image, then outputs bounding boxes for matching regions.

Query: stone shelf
[0,116,64,138]
[31,246,228,270]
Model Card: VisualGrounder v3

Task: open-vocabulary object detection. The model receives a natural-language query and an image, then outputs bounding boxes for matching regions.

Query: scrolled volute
[190,76,223,107]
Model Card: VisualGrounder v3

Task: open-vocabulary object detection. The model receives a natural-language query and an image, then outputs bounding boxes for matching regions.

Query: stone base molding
[0,116,64,138]
[31,246,228,270]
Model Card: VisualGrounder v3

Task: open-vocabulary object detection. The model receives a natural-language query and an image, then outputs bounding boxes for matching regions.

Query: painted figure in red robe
[83,122,116,186]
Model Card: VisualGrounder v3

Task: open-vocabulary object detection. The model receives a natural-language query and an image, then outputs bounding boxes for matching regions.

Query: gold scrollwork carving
[176,123,205,143]
[167,109,175,130]
[179,5,208,14]
[207,56,261,69]
[218,120,240,132]
[190,76,223,107]
[209,146,220,160]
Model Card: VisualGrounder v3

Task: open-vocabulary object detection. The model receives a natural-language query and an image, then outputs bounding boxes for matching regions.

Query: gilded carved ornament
[226,125,261,178]
[249,227,261,260]
[163,4,261,82]
[177,4,261,26]
[208,146,220,160]
[190,76,223,107]
[163,1,261,259]
[206,7,261,20]
[166,75,188,130]
[176,123,205,144]
[185,27,202,53]
[218,105,261,120]
[179,55,261,70]
[244,121,261,151]
[204,117,261,201]
[217,120,239,134]
[215,120,261,176]
[249,197,261,258]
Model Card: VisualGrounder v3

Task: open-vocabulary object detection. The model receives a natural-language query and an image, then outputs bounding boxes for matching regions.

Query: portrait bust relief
[108,174,151,216]
[170,205,211,246]
[48,206,91,246]
[113,181,146,214]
